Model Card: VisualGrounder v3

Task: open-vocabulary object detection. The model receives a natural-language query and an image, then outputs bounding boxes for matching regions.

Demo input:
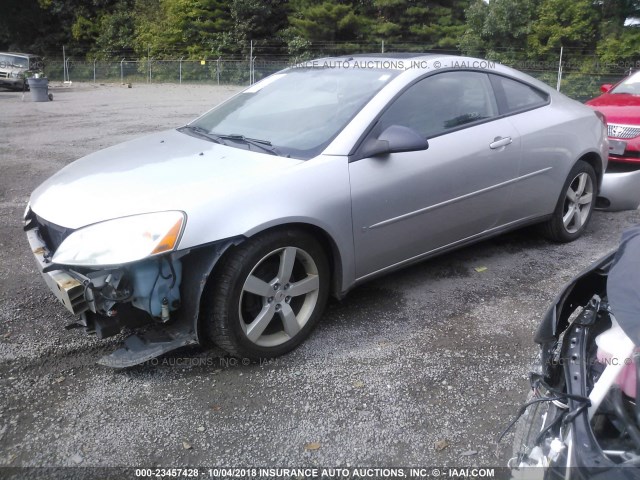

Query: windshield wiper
[217,133,284,156]
[179,125,227,145]
[180,127,285,156]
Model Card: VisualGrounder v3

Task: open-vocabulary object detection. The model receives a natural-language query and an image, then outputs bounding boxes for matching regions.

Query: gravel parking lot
[1,82,639,474]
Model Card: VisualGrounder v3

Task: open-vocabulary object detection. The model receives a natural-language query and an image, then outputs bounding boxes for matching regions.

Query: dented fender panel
[96,238,242,367]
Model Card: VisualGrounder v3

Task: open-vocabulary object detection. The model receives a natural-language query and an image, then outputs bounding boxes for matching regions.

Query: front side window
[377,71,499,139]
[28,57,44,71]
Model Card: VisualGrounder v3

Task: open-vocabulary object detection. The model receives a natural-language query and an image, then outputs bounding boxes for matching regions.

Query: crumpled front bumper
[25,227,88,315]
[25,215,243,367]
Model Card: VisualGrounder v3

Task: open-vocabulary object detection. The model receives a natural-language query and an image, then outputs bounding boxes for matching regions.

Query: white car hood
[30,129,303,229]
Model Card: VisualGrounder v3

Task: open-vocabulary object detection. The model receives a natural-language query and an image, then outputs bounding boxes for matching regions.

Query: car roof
[288,53,558,97]
[0,52,41,58]
[340,53,438,59]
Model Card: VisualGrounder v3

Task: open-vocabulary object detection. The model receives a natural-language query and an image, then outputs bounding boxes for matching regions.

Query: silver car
[24,54,608,367]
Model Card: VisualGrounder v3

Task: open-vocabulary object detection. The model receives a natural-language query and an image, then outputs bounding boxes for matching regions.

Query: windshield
[611,71,640,94]
[188,67,400,159]
[0,54,29,69]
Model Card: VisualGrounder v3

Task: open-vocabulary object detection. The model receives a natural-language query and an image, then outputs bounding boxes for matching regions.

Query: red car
[586,72,640,164]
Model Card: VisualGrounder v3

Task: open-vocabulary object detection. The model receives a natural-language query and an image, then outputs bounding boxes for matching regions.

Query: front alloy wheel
[203,229,329,359]
[240,246,320,347]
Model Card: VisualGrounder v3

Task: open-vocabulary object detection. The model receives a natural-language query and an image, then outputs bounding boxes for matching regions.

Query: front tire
[202,229,330,359]
[541,160,596,243]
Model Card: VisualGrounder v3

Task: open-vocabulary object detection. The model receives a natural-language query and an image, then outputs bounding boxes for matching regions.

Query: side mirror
[600,84,613,93]
[361,125,429,158]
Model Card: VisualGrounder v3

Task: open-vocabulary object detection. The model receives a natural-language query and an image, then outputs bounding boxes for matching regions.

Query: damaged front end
[24,207,236,368]
[508,242,640,478]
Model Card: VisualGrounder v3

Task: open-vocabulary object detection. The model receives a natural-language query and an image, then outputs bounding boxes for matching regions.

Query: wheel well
[279,223,342,298]
[579,152,604,191]
[219,223,343,298]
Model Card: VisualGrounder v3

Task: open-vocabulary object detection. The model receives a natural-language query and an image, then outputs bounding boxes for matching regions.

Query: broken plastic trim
[97,237,242,368]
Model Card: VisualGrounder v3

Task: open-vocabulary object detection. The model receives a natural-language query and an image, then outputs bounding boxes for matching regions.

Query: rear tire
[541,160,596,243]
[201,229,330,360]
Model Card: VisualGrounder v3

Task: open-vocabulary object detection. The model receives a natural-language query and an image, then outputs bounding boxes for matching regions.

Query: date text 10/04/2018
[135,467,497,479]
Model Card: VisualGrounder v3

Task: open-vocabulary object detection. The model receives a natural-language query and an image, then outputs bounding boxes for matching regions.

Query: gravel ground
[0,82,638,474]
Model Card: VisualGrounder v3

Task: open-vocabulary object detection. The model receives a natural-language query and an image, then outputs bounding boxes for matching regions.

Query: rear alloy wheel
[203,229,329,359]
[541,160,596,242]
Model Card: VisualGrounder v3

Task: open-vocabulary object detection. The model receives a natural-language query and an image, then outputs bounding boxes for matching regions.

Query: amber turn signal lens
[151,217,183,255]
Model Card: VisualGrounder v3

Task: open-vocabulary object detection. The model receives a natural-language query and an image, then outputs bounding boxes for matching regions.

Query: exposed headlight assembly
[52,211,186,266]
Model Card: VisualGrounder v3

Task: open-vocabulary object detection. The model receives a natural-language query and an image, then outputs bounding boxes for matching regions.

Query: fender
[534,252,615,347]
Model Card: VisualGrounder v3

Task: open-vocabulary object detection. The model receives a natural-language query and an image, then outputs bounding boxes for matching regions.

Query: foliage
[460,0,640,72]
[459,0,541,62]
[598,27,640,65]
[528,0,600,56]
[73,2,136,59]
[365,0,470,50]
[0,0,639,81]
[0,0,50,53]
[288,1,369,43]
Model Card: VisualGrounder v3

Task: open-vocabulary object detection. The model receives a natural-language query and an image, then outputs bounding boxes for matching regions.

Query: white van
[0,53,44,90]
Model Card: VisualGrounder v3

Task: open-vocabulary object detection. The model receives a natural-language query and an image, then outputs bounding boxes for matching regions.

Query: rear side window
[29,57,44,71]
[490,75,549,115]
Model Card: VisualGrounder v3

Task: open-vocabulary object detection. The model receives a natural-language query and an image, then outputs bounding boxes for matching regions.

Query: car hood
[30,129,303,229]
[586,93,640,124]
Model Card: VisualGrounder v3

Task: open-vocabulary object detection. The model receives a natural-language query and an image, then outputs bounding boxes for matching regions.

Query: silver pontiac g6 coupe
[24,54,608,367]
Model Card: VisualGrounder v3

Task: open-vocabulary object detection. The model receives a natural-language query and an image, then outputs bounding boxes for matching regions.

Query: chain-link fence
[512,69,623,103]
[40,50,640,102]
[502,56,637,102]
[45,58,290,86]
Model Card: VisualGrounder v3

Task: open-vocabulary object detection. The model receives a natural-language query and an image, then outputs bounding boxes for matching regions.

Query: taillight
[594,110,607,127]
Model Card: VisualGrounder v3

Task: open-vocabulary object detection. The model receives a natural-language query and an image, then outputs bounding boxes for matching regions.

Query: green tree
[459,0,540,61]
[0,0,51,52]
[133,0,233,58]
[365,0,470,50]
[36,0,129,55]
[289,0,369,43]
[598,27,640,65]
[598,0,640,29]
[366,0,407,42]
[71,1,136,58]
[528,0,600,56]
[223,0,290,56]
[596,1,640,66]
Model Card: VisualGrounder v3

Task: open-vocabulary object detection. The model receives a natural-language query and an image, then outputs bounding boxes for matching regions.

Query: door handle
[489,136,512,149]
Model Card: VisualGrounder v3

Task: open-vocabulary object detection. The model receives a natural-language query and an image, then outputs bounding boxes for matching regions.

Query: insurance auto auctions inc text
[291,60,497,70]
[200,467,496,479]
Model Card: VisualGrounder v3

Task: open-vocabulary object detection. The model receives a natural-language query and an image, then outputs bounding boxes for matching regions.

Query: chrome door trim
[365,166,553,231]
